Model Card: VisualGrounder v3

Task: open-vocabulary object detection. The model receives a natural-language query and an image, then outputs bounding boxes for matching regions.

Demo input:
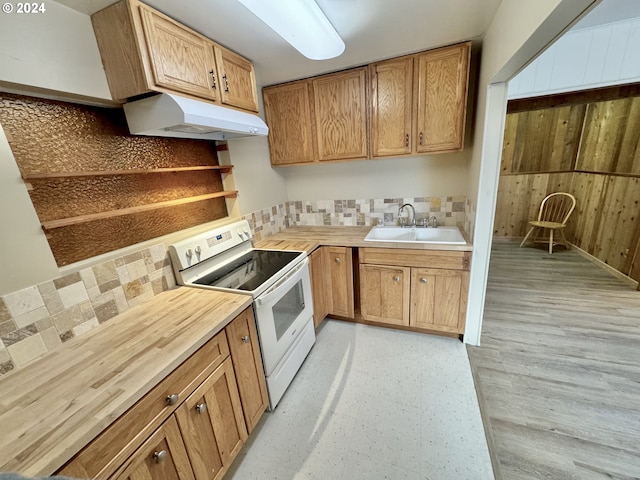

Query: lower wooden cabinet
[112,416,194,480]
[57,306,265,480]
[225,308,268,433]
[175,359,247,480]
[359,248,470,335]
[327,246,355,318]
[309,247,330,327]
[359,264,410,326]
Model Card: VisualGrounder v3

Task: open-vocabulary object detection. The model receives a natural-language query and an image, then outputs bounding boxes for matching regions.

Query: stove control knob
[186,249,193,258]
[194,245,202,255]
[243,230,250,238]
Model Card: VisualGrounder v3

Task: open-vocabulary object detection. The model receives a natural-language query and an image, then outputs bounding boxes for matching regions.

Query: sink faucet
[398,203,416,227]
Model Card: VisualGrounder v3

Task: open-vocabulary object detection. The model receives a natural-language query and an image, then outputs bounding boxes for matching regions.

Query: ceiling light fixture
[237,0,345,60]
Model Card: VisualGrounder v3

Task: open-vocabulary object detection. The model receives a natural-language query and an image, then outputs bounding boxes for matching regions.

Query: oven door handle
[255,258,308,307]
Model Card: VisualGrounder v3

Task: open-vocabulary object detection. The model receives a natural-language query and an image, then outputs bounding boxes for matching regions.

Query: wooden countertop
[254,226,473,252]
[0,287,253,476]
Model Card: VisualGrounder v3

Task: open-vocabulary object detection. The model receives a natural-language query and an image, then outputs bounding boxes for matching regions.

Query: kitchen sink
[364,226,466,244]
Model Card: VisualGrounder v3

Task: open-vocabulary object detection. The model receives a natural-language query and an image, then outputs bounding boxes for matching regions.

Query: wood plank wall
[0,93,228,266]
[496,84,640,282]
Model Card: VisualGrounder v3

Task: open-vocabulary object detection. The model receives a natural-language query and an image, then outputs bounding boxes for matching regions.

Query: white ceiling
[52,0,501,87]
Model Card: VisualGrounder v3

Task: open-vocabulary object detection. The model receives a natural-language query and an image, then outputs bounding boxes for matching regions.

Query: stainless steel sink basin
[364,226,466,244]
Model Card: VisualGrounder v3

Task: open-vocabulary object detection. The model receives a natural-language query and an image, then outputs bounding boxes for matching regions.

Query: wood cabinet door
[112,416,194,480]
[360,264,410,326]
[213,45,259,112]
[225,307,268,434]
[139,5,217,101]
[263,81,316,165]
[309,247,330,327]
[327,247,354,318]
[312,68,369,161]
[370,58,414,157]
[175,359,247,480]
[410,268,468,333]
[414,42,470,154]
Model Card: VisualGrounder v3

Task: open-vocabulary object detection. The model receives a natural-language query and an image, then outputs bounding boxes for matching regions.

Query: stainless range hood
[123,93,268,141]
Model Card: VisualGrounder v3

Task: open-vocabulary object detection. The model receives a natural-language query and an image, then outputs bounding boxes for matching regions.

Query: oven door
[253,257,314,376]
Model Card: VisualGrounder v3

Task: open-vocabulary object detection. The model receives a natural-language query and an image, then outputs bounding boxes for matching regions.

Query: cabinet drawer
[58,333,230,480]
[359,247,470,270]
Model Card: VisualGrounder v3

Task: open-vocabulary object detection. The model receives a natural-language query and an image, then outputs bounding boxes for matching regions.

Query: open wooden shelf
[23,165,233,180]
[41,191,238,231]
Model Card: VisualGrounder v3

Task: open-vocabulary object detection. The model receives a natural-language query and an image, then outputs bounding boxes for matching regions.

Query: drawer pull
[153,450,167,464]
[196,403,207,414]
[166,394,179,406]
[335,257,340,264]
[241,335,251,344]
[393,276,400,282]
[420,278,427,284]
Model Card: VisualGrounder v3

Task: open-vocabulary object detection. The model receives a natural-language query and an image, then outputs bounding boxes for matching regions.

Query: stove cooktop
[193,249,302,292]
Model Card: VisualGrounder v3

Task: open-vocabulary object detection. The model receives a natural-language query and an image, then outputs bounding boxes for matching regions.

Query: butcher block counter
[0,287,253,477]
[254,226,473,252]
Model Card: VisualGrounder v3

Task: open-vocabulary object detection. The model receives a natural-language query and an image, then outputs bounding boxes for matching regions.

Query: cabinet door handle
[166,393,179,406]
[209,70,217,89]
[241,335,250,344]
[419,132,424,145]
[223,74,230,92]
[405,134,409,147]
[335,257,341,264]
[393,276,400,282]
[196,403,207,414]
[420,278,427,284]
[153,450,167,464]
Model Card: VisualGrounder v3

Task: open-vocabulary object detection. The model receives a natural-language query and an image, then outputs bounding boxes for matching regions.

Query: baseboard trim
[569,243,639,289]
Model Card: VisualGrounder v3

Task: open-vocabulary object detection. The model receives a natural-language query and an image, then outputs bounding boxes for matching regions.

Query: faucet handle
[421,218,428,228]
[430,216,438,228]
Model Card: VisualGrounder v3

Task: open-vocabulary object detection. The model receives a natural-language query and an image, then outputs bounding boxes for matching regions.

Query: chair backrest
[537,192,576,224]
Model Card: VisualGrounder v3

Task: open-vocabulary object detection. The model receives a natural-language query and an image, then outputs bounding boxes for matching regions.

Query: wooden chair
[520,192,576,254]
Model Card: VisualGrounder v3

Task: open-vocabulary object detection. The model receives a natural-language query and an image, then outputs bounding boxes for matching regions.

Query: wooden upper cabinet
[263,81,316,165]
[139,5,218,101]
[92,0,258,113]
[370,57,414,157]
[312,68,369,162]
[214,45,259,112]
[414,42,471,154]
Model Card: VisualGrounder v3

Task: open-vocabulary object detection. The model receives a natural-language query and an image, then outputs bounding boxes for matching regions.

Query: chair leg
[549,229,554,254]
[520,226,535,247]
[560,230,570,250]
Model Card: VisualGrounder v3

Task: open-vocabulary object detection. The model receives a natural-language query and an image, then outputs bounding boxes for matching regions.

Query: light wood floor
[468,240,640,480]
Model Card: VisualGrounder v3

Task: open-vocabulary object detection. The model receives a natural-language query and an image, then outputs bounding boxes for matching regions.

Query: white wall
[464,0,597,345]
[0,126,60,295]
[0,1,111,101]
[283,152,470,201]
[226,136,288,215]
[508,16,640,98]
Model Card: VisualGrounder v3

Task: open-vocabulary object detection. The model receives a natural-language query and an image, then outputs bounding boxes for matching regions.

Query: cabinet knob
[420,278,427,284]
[223,74,230,92]
[241,335,250,344]
[393,276,400,282]
[209,70,217,89]
[153,450,167,464]
[166,393,179,406]
[405,134,409,147]
[335,257,341,264]
[419,132,424,145]
[196,403,207,414]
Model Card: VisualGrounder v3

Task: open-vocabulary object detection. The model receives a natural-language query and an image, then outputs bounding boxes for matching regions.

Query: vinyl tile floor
[227,319,494,480]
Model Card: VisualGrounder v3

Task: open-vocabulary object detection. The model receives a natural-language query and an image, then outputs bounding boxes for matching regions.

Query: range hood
[122,93,268,141]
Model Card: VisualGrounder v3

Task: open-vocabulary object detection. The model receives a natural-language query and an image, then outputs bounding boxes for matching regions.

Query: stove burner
[194,249,301,292]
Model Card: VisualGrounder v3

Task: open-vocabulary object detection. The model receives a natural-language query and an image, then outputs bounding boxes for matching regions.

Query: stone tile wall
[0,244,175,375]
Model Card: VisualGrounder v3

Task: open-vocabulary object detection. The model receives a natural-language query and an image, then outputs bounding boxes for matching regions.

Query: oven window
[273,279,305,340]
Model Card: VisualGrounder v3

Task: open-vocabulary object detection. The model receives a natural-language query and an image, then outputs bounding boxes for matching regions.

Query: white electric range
[168,220,315,409]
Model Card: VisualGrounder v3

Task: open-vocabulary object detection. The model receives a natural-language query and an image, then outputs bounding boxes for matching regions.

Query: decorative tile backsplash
[0,244,175,376]
[0,194,474,377]
[242,196,469,241]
